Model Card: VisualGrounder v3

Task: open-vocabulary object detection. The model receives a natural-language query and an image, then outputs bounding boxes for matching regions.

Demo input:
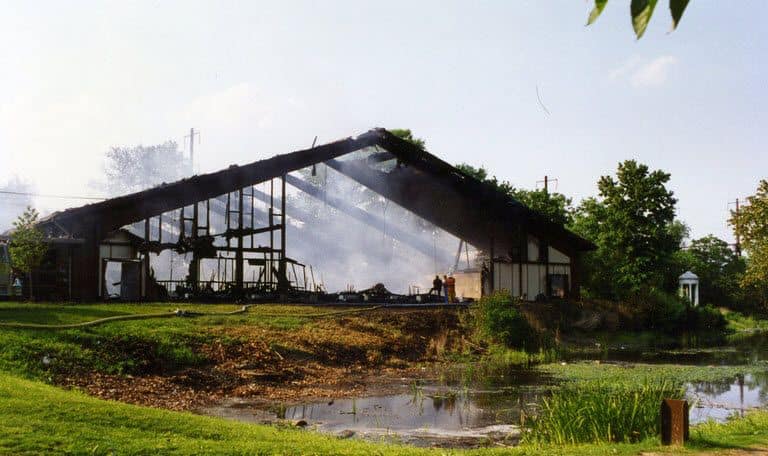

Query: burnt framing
[33,129,595,301]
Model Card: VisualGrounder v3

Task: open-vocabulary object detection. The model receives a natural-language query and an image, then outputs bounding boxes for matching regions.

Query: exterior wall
[491,234,572,301]
[98,231,141,299]
[454,270,482,300]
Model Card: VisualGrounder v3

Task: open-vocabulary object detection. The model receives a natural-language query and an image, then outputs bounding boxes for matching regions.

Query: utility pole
[537,175,558,194]
[185,128,200,172]
[729,198,743,256]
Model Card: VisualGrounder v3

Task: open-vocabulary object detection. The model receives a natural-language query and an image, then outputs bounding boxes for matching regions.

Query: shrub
[626,289,687,332]
[687,304,726,331]
[523,379,684,445]
[473,292,538,350]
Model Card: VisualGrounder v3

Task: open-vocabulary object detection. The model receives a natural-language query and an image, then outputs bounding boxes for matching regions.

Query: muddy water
[282,388,527,447]
[202,331,768,448]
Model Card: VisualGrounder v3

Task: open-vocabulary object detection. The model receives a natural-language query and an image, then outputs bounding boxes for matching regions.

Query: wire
[0,190,106,201]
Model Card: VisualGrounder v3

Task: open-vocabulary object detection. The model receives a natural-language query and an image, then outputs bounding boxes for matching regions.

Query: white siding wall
[548,246,570,263]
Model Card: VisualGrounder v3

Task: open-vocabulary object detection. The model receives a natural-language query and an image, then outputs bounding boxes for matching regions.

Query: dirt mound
[59,307,467,411]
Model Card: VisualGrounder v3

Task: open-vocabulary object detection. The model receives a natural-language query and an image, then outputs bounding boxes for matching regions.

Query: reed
[523,379,684,445]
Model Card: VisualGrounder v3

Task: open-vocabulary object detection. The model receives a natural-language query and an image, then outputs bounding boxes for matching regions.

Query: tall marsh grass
[523,379,684,445]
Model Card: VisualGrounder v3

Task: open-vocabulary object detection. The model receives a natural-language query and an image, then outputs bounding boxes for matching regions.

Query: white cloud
[609,57,641,81]
[631,56,678,87]
[610,55,678,88]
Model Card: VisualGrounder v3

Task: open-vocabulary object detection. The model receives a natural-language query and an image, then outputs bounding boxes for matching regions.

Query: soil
[58,308,470,411]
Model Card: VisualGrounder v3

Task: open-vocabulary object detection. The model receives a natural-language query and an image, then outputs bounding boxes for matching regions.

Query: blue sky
[1,1,765,242]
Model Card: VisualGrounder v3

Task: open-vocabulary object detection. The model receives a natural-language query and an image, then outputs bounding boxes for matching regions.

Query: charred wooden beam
[54,132,382,238]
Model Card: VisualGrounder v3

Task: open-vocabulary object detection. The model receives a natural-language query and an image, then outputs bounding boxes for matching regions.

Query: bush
[631,289,687,332]
[473,292,538,350]
[626,290,726,333]
[687,304,726,331]
[523,379,684,445]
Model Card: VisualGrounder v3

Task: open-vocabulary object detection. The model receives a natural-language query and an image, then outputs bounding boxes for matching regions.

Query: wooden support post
[489,235,495,294]
[235,189,244,295]
[269,179,274,290]
[278,174,288,296]
[661,399,689,445]
[143,218,150,300]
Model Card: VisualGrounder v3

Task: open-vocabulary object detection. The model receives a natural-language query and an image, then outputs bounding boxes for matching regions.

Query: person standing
[446,275,456,303]
[431,275,443,297]
[443,275,449,304]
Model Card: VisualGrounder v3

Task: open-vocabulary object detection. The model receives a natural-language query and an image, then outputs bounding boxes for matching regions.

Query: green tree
[730,180,768,307]
[389,128,426,150]
[456,163,573,225]
[9,207,48,300]
[675,235,746,307]
[587,0,691,39]
[571,160,680,298]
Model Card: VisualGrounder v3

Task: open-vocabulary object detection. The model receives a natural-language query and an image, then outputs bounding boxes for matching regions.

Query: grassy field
[724,310,768,333]
[2,371,768,455]
[3,302,768,454]
[0,302,303,381]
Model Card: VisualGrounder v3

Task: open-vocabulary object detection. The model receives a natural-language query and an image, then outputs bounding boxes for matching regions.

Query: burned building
[21,129,594,302]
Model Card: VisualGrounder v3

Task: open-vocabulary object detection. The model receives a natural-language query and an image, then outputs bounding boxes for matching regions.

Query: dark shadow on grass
[0,306,130,325]
[688,437,760,452]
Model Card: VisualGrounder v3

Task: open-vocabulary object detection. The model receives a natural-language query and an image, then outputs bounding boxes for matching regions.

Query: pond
[201,331,768,448]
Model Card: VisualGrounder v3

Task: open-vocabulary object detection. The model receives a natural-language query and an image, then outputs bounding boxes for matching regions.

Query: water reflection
[563,331,768,365]
[689,374,768,423]
[283,385,540,433]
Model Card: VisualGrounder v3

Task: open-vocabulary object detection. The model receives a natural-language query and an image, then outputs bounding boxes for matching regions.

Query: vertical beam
[544,240,550,298]
[206,200,211,236]
[68,246,73,301]
[143,218,150,300]
[250,186,255,249]
[278,174,288,295]
[190,202,199,292]
[489,235,495,294]
[269,179,274,289]
[518,227,524,298]
[235,188,244,294]
[452,240,463,272]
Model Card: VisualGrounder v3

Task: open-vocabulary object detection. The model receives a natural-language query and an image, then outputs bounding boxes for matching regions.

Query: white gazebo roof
[679,271,699,280]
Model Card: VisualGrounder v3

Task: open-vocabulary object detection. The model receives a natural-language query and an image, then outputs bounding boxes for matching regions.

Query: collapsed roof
[40,128,595,255]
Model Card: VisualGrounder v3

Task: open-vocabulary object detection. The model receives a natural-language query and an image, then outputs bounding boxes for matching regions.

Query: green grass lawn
[0,302,330,381]
[725,310,768,333]
[3,302,768,455]
[2,371,768,455]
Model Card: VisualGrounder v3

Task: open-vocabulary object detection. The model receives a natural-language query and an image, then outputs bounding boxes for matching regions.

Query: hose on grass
[0,304,384,330]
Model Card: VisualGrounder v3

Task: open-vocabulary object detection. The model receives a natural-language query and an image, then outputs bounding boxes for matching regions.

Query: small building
[679,271,700,307]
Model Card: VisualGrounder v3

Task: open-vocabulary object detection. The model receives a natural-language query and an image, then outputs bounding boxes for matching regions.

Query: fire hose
[0,305,384,330]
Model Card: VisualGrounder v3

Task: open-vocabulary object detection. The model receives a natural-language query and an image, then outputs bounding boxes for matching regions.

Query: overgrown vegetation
[524,380,684,445]
[626,290,726,333]
[471,292,542,351]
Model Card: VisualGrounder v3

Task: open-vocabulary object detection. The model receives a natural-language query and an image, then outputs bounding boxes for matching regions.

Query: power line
[0,190,106,201]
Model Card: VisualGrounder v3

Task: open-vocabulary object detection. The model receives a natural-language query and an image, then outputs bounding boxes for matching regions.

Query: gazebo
[678,271,700,307]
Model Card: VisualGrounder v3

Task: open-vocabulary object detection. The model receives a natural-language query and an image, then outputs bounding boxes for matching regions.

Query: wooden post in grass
[661,399,689,445]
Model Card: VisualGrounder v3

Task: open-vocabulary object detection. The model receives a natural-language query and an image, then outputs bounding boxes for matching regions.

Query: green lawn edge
[2,372,768,455]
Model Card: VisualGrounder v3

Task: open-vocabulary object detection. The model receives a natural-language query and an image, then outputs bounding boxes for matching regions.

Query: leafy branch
[587,0,690,39]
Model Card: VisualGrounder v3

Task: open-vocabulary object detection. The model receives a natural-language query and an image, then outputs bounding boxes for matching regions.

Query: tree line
[457,159,767,312]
